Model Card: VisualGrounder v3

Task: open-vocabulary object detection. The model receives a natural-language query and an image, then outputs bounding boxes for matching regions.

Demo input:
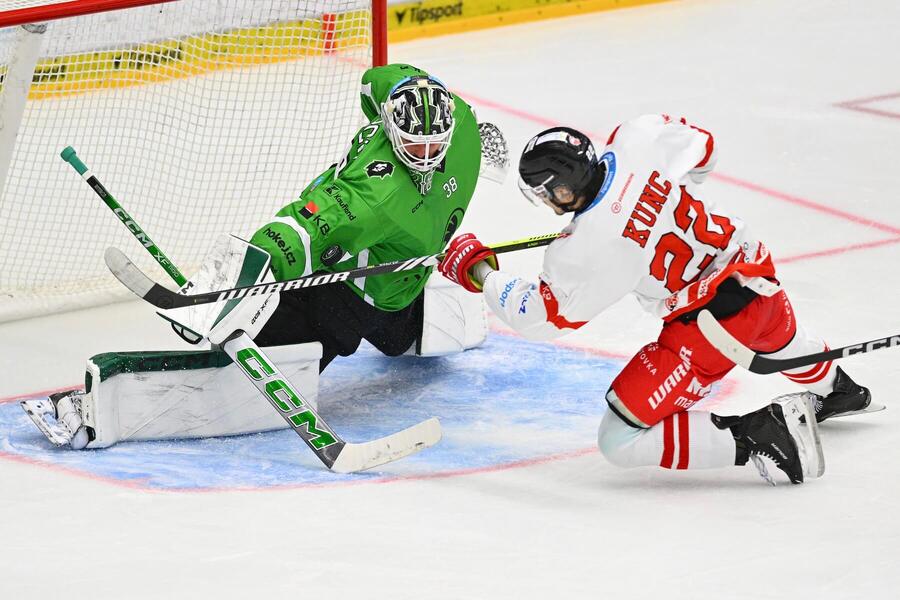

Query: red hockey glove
[438,233,499,293]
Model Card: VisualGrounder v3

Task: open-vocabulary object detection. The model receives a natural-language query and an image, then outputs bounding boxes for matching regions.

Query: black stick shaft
[141,232,561,309]
[61,146,187,286]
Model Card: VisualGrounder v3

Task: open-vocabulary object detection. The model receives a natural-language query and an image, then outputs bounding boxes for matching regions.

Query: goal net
[0,0,385,322]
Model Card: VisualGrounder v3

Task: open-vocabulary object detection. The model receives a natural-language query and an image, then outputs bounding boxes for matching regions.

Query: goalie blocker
[24,235,486,449]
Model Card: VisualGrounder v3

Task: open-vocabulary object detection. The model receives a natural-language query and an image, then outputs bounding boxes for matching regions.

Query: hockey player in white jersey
[439,115,875,484]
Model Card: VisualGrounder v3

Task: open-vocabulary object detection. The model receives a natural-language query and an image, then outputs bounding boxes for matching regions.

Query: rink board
[0,332,621,491]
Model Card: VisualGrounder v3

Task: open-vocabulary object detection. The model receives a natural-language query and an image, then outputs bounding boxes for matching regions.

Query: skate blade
[778,394,825,480]
[828,402,886,419]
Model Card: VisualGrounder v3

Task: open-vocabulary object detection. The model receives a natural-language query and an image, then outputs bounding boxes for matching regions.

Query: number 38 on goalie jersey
[484,114,777,341]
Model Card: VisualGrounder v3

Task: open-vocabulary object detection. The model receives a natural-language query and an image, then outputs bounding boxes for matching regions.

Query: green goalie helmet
[382,75,456,193]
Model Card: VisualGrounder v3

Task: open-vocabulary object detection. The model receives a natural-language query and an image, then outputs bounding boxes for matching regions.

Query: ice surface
[2,1,900,598]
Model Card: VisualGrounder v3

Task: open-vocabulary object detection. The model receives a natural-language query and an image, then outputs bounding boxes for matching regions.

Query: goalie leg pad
[79,342,321,448]
[411,273,488,357]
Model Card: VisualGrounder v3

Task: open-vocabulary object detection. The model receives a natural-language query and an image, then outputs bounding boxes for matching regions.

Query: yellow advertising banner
[387,0,670,42]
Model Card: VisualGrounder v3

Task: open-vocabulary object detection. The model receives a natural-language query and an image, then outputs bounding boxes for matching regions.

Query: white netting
[0,0,373,321]
[0,0,67,11]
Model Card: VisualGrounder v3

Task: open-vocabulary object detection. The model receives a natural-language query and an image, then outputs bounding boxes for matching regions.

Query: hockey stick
[61,146,188,286]
[62,147,441,472]
[222,331,440,473]
[104,231,562,310]
[697,309,900,374]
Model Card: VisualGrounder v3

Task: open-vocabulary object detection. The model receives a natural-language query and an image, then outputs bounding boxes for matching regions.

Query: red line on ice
[836,92,900,121]
[460,90,900,237]
[0,384,82,404]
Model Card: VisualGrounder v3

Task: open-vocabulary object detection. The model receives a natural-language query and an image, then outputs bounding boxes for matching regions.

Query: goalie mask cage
[0,0,387,322]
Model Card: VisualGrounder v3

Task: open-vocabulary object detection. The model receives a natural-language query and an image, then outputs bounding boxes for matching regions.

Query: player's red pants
[609,291,798,428]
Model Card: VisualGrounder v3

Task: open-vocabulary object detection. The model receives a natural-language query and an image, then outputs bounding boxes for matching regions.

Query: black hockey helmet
[517,127,604,213]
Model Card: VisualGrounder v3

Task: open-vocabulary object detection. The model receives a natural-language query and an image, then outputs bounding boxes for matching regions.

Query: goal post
[0,0,387,322]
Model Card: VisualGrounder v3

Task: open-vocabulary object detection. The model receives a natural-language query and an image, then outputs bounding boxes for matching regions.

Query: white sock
[598,410,736,470]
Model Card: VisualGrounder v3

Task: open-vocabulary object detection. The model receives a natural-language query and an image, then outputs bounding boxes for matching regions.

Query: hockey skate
[21,390,91,449]
[811,366,883,422]
[713,394,824,485]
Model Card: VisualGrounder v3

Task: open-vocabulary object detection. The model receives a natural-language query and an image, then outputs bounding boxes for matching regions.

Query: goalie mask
[517,127,605,215]
[382,76,456,194]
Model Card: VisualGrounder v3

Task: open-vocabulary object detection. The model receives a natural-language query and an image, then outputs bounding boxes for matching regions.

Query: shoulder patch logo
[366,160,394,178]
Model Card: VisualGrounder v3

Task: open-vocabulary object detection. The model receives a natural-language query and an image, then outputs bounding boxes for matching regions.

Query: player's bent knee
[596,408,645,468]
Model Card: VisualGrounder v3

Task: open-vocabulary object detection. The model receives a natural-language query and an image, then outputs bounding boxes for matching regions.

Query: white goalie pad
[158,234,279,346]
[412,274,488,357]
[75,342,321,448]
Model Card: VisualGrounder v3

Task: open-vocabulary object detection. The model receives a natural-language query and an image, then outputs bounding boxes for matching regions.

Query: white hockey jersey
[484,114,778,342]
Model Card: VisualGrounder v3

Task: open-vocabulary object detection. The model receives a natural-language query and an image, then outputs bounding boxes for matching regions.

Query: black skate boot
[713,394,824,485]
[812,366,872,423]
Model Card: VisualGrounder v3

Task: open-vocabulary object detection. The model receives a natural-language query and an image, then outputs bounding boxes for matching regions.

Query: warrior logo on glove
[438,233,499,293]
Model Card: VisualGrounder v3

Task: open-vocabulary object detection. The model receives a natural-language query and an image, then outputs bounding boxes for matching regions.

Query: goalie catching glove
[438,233,498,293]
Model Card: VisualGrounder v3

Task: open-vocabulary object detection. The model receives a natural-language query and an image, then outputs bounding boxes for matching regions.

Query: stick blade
[104,247,154,297]
[329,417,442,474]
[697,310,757,369]
[105,247,183,308]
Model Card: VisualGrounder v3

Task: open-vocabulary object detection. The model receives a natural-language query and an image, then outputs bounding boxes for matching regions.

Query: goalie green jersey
[250,64,482,311]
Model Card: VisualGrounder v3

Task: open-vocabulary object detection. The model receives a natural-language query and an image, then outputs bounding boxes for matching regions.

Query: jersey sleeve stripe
[271,216,313,276]
[690,125,716,168]
[539,281,587,331]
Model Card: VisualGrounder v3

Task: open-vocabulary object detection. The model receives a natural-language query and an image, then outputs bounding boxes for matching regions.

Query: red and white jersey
[484,114,777,342]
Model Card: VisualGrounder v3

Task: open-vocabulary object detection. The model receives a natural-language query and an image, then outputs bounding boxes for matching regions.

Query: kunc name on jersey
[620,170,672,248]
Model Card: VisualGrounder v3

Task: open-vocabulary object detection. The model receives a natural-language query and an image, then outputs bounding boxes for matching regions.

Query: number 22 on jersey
[652,186,734,292]
[620,170,735,294]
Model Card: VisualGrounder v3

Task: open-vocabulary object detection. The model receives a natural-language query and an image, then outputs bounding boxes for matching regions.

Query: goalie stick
[221,331,441,473]
[62,147,441,472]
[104,232,562,310]
[697,309,900,374]
[61,146,188,286]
